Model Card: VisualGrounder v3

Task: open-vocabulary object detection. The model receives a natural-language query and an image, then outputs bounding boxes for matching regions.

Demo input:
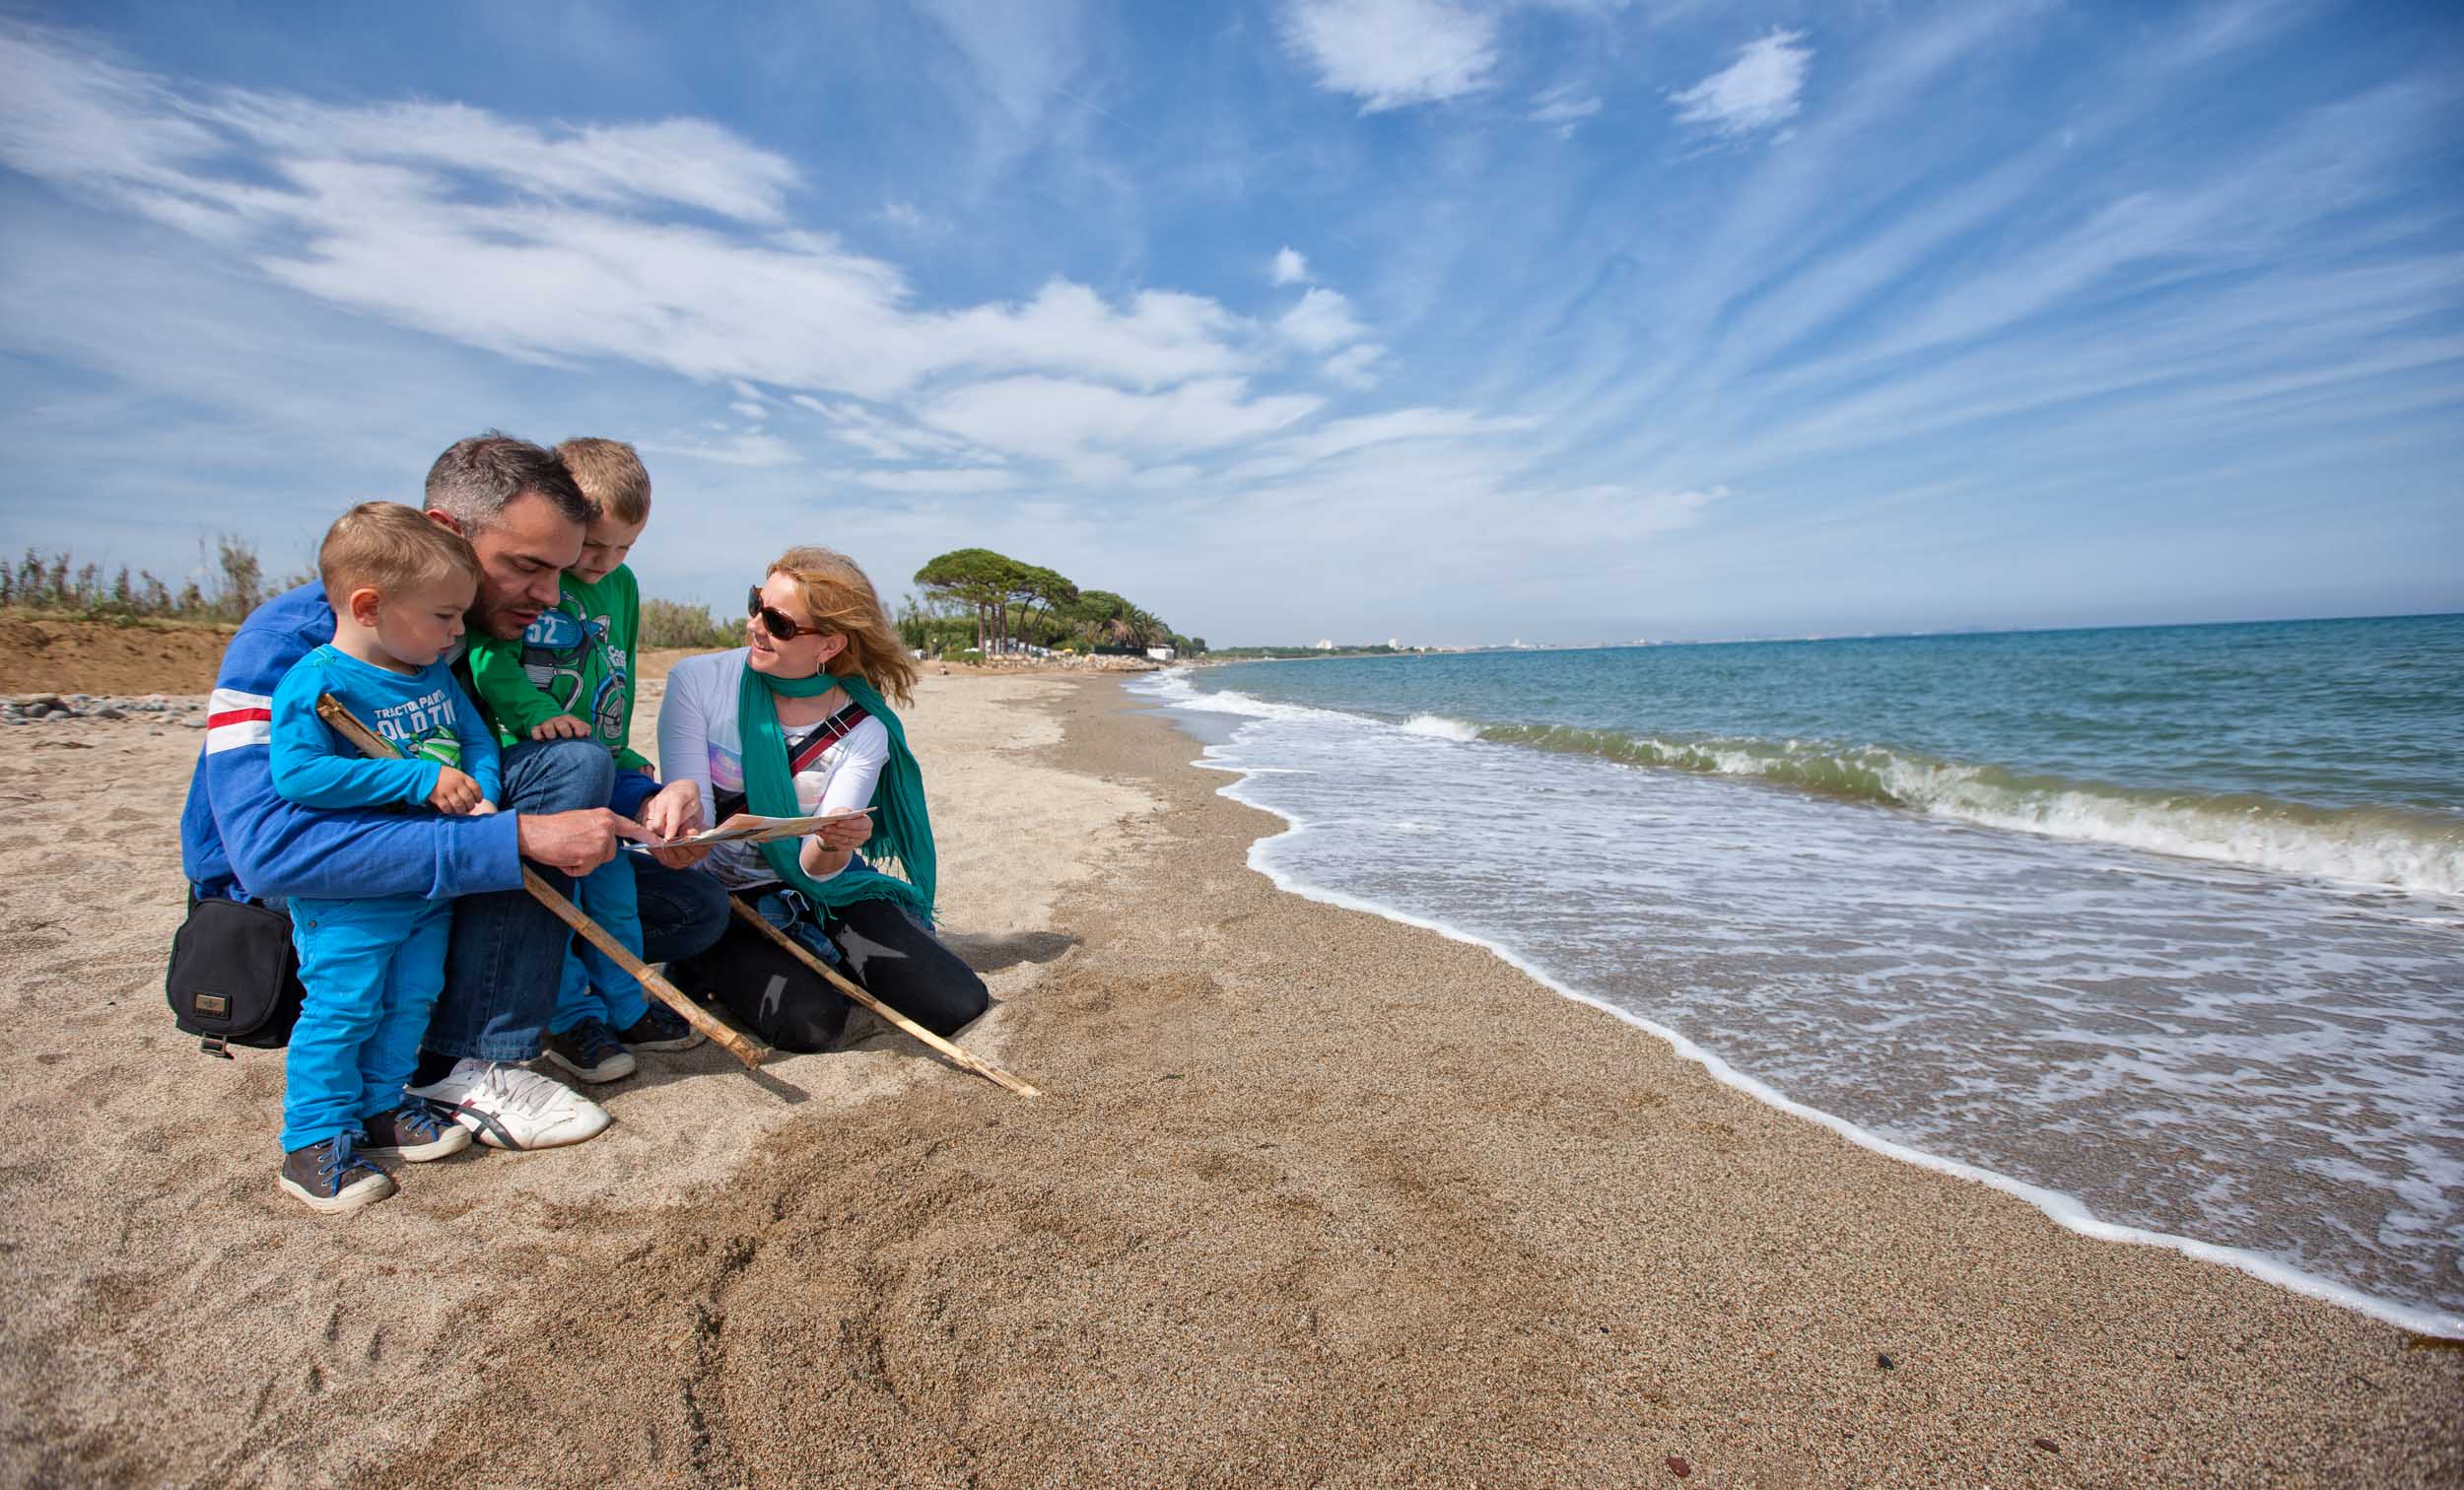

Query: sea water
[1128,615,2464,1333]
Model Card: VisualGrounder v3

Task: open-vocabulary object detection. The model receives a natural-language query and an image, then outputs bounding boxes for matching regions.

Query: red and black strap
[787,701,870,776]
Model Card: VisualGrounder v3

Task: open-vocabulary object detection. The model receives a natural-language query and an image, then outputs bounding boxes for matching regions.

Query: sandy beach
[1,668,2455,1487]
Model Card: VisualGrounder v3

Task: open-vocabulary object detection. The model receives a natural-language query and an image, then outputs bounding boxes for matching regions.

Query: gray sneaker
[540,1017,638,1084]
[279,1135,395,1214]
[360,1102,473,1162]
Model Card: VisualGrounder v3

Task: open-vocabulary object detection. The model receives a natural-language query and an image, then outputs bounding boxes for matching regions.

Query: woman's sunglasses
[747,586,828,643]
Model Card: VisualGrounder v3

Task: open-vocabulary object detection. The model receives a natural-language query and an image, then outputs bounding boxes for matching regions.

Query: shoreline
[3,673,2455,1485]
[1162,691,2464,1341]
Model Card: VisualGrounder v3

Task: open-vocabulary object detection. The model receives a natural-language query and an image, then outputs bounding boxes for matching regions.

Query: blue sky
[0,0,2457,645]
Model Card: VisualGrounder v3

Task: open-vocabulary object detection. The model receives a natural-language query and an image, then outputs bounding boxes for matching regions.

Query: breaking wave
[1479,722,2464,897]
[1137,672,2463,897]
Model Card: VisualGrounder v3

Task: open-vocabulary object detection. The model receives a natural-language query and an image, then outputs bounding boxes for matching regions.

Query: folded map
[625,807,874,852]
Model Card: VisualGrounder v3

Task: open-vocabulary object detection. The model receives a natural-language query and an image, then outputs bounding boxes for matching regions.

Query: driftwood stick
[728,898,1041,1099]
[314,693,766,1071]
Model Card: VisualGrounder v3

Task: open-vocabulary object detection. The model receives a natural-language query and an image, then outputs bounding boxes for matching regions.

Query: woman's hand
[641,779,711,869]
[816,810,873,852]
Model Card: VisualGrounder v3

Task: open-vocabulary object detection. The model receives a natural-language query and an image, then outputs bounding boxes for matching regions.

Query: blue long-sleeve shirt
[270,645,503,813]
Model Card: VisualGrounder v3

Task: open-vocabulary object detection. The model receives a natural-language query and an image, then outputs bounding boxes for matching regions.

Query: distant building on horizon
[1314,639,1335,650]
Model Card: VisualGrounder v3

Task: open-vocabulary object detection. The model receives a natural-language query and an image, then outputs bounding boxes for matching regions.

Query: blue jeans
[283,894,450,1151]
[548,850,650,1036]
[424,739,728,1062]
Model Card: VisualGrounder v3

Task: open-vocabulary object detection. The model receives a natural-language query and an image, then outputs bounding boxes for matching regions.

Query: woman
[657,547,988,1050]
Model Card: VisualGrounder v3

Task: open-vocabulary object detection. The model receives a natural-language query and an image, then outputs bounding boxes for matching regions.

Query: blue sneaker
[278,1134,395,1214]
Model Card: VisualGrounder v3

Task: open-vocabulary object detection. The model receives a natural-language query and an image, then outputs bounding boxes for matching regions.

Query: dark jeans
[668,886,989,1053]
[423,739,728,1062]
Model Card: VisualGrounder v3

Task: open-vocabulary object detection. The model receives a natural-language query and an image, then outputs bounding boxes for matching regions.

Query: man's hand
[515,807,656,877]
[429,766,484,815]
[640,779,711,870]
[529,714,591,741]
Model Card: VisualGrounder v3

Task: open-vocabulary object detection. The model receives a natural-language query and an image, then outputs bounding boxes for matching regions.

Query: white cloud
[1672,29,1812,136]
[730,400,767,421]
[1530,83,1604,136]
[1277,286,1368,352]
[913,0,1086,127]
[793,397,979,460]
[1279,0,1500,112]
[208,100,800,223]
[879,201,930,232]
[1323,342,1385,388]
[1271,245,1311,285]
[729,377,769,402]
[0,34,1267,405]
[636,431,802,467]
[1234,406,1540,477]
[918,375,1321,464]
[833,466,1019,495]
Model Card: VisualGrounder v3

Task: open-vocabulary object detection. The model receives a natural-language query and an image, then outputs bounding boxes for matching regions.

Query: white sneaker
[404,1058,612,1150]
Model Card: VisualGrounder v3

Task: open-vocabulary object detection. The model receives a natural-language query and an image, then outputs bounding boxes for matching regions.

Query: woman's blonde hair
[768,546,917,706]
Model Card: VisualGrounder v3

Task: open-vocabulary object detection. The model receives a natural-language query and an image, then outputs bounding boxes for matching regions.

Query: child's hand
[429,766,483,815]
[531,714,591,741]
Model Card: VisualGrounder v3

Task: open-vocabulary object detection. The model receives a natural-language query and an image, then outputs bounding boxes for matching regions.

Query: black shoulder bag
[165,893,308,1056]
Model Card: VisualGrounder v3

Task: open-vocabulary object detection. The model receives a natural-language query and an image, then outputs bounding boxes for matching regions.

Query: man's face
[433,492,584,640]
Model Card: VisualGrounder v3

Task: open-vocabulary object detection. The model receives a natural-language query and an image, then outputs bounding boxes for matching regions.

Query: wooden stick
[314,694,767,1070]
[728,898,1041,1099]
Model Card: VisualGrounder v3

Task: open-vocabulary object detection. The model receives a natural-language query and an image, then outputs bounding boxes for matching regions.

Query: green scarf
[736,656,936,923]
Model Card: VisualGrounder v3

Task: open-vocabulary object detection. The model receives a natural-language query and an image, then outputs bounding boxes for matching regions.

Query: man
[177,433,730,1148]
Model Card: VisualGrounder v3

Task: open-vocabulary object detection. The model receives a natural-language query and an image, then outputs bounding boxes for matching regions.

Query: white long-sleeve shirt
[656,648,889,890]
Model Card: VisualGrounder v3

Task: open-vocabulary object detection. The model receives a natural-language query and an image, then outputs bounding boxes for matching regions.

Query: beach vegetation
[2,539,749,653]
[912,549,1198,658]
[0,537,306,627]
[638,598,744,650]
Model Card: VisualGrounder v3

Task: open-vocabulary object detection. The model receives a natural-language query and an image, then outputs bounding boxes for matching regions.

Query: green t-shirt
[465,565,649,770]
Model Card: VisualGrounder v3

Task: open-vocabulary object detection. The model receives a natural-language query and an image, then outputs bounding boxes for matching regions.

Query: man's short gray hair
[424,432,593,534]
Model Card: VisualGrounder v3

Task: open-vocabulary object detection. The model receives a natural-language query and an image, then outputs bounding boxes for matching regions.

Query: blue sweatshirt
[270,645,503,815]
[179,583,520,904]
[179,583,670,904]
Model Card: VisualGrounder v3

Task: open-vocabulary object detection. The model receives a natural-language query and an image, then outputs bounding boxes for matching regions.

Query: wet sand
[0,674,2455,1487]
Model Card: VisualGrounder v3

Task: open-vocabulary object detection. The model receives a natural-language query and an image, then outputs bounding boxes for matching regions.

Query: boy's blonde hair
[318,502,480,608]
[768,546,918,706]
[555,438,651,525]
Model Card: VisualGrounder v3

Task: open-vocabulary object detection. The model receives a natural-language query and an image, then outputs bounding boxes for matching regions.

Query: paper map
[625,807,874,853]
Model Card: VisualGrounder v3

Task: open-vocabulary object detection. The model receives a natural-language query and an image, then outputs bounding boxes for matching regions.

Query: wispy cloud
[1530,82,1604,136]
[1279,0,1500,112]
[1271,244,1312,285]
[1671,29,1812,137]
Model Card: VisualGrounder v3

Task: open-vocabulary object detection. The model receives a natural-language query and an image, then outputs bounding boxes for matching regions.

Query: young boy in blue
[268,503,504,1213]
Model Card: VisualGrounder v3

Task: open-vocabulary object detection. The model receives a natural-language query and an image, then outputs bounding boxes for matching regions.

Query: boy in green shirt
[467,439,701,1082]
